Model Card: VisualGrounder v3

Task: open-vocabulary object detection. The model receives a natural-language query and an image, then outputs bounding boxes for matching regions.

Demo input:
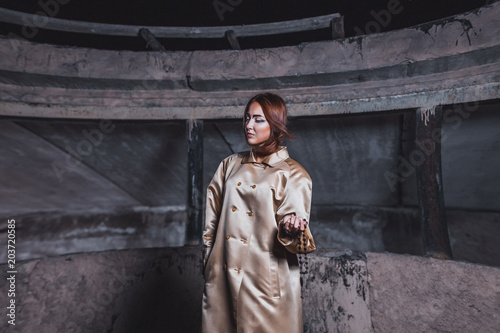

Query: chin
[247,139,260,145]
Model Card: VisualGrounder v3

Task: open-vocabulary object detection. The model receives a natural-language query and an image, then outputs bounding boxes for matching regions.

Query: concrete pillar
[415,106,452,259]
[186,119,204,245]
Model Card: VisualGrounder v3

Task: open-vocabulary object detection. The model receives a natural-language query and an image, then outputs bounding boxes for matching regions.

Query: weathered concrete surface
[204,113,401,207]
[303,250,373,333]
[0,120,138,216]
[0,248,371,333]
[312,206,500,268]
[0,2,499,119]
[0,207,186,264]
[3,203,498,269]
[313,206,417,254]
[1,248,499,333]
[441,102,500,211]
[18,119,188,207]
[402,102,500,211]
[2,106,499,266]
[367,252,500,333]
[0,118,187,217]
[0,247,204,333]
[447,210,500,268]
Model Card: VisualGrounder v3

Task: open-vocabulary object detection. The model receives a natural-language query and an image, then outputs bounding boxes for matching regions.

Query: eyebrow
[246,114,265,118]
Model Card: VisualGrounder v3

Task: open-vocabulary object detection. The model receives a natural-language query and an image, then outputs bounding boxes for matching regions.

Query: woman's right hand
[283,214,308,233]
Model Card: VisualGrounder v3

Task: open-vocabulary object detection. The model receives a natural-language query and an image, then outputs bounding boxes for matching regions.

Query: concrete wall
[1,103,499,267]
[1,247,499,333]
[0,3,499,277]
[0,208,186,263]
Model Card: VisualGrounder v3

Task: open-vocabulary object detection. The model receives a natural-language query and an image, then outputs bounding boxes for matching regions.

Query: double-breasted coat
[202,147,315,333]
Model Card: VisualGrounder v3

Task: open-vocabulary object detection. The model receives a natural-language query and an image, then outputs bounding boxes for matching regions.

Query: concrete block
[0,248,372,333]
[1,248,499,332]
[367,252,500,333]
[303,250,373,333]
[0,247,204,333]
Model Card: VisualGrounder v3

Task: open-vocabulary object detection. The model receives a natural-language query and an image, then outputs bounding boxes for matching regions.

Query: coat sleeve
[202,158,227,267]
[275,161,316,254]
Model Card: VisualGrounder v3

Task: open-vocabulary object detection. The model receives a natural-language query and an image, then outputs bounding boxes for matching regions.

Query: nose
[246,118,254,130]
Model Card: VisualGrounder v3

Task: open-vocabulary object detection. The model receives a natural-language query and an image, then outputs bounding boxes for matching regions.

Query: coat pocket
[268,252,281,298]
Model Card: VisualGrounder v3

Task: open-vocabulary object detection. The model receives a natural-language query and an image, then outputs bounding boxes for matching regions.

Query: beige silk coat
[202,147,315,333]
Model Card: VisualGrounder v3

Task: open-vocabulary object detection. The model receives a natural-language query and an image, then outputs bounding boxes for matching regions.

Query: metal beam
[225,30,241,50]
[139,28,165,51]
[330,16,344,39]
[0,7,341,38]
[415,106,452,259]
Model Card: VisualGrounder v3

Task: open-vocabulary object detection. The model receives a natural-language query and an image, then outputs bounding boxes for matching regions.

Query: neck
[254,155,266,163]
[249,141,279,162]
[251,148,271,163]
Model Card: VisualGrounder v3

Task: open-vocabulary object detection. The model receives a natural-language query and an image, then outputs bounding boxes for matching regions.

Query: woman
[202,92,315,333]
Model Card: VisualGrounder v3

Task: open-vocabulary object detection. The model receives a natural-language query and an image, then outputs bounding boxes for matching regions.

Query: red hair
[243,93,294,156]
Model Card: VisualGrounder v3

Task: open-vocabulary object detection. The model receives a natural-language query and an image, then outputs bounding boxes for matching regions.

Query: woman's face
[245,102,271,146]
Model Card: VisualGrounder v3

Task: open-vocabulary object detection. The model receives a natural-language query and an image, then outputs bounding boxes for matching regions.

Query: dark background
[0,0,492,50]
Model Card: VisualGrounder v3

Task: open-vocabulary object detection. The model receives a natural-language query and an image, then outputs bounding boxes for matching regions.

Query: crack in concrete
[213,123,235,154]
[457,19,474,46]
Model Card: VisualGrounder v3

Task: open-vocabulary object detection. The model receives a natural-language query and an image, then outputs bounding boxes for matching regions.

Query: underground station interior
[0,1,499,332]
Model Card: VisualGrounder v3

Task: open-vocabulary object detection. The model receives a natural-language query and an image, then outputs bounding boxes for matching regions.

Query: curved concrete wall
[0,2,499,119]
[1,247,498,332]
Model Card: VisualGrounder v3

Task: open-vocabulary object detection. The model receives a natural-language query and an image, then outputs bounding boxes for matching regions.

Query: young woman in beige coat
[202,93,315,333]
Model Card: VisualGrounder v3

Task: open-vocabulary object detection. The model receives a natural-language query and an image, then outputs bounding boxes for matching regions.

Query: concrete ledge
[1,248,499,332]
[0,207,186,264]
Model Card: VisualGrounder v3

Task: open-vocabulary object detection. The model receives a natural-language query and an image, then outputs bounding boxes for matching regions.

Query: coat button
[251,185,256,189]
[232,206,237,212]
[247,211,253,217]
[226,235,231,240]
[237,182,241,186]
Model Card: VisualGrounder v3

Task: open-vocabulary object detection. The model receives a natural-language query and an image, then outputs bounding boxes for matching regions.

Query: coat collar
[241,147,289,167]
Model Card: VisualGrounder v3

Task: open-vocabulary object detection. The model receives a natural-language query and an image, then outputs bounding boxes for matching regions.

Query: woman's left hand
[283,214,308,233]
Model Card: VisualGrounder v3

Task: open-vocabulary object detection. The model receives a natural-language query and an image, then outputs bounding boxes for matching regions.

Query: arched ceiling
[1,2,499,120]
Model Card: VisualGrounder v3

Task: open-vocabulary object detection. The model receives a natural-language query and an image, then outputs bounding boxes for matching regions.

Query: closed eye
[245,114,266,123]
